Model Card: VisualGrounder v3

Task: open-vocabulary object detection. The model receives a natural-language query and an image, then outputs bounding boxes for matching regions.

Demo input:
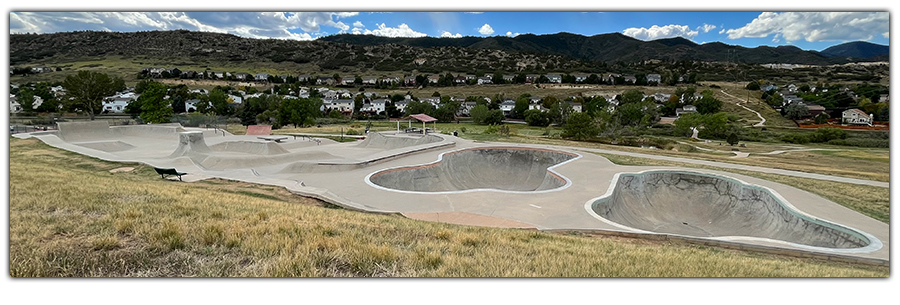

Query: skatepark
[14,121,889,263]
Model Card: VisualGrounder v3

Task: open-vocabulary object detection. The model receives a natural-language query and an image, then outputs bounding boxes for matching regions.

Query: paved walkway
[491,141,889,188]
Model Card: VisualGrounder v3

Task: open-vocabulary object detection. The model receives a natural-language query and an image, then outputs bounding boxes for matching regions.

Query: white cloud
[697,24,717,33]
[505,31,519,37]
[352,21,364,28]
[718,28,726,34]
[441,31,463,38]
[357,23,427,38]
[772,33,780,43]
[724,12,889,42]
[883,32,889,38]
[478,23,494,35]
[8,12,357,40]
[333,12,359,18]
[622,24,699,41]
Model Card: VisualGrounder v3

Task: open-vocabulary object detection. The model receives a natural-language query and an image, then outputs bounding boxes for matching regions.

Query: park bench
[257,136,288,143]
[154,167,188,181]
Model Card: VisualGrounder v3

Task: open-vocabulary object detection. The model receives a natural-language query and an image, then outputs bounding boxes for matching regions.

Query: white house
[185,99,201,112]
[477,77,492,85]
[255,73,269,82]
[842,109,873,125]
[675,105,698,117]
[330,99,354,113]
[568,102,583,113]
[500,99,516,116]
[362,99,388,114]
[647,74,662,84]
[395,100,409,113]
[546,74,562,83]
[103,92,138,113]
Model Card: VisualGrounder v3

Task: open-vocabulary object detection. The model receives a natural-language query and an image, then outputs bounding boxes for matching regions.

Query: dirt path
[720,90,766,127]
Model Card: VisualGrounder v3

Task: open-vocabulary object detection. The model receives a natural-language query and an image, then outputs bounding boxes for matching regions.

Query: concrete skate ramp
[355,132,443,149]
[209,141,289,155]
[369,147,578,192]
[111,124,186,139]
[168,131,336,169]
[56,121,113,142]
[75,141,135,152]
[169,131,212,158]
[591,171,871,249]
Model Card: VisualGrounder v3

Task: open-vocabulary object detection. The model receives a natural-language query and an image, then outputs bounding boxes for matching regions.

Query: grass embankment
[9,138,888,277]
[597,153,890,224]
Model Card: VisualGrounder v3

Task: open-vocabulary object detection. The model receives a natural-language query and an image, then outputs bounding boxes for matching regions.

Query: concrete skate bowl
[588,171,881,251]
[168,132,339,170]
[75,141,136,152]
[367,147,580,193]
[209,141,289,155]
[57,121,186,142]
[355,132,443,150]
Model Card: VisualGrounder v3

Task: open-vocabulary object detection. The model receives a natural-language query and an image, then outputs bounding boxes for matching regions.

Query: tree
[15,88,35,114]
[484,109,506,125]
[432,91,441,97]
[784,103,809,120]
[673,113,704,137]
[524,109,550,127]
[512,97,529,119]
[694,95,723,114]
[812,127,847,143]
[405,100,434,116]
[814,112,829,124]
[561,112,598,140]
[137,82,173,123]
[470,104,491,125]
[620,89,645,105]
[62,71,125,120]
[745,81,760,91]
[726,132,739,146]
[548,101,574,126]
[279,97,321,127]
[208,89,232,116]
[582,96,608,117]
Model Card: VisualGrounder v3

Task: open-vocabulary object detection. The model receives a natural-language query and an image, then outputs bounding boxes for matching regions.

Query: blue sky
[9,12,890,51]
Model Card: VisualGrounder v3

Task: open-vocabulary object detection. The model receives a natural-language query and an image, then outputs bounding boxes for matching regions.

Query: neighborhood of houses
[9,65,884,127]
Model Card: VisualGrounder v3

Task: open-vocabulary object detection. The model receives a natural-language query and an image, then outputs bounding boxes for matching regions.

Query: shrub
[345,128,360,135]
[780,133,810,144]
[812,127,847,143]
[827,138,889,148]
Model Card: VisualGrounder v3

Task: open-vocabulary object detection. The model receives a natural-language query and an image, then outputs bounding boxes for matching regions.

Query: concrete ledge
[547,229,890,267]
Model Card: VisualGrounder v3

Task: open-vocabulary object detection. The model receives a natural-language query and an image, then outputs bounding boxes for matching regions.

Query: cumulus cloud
[440,31,463,38]
[506,31,519,37]
[356,23,427,38]
[352,21,364,28]
[8,12,356,40]
[724,12,889,42]
[697,24,717,33]
[478,23,494,35]
[622,24,699,41]
[718,28,726,34]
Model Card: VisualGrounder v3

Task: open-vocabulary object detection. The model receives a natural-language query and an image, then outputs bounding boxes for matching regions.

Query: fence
[170,114,232,136]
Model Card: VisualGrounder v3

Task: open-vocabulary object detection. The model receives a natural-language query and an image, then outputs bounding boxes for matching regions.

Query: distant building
[675,105,698,117]
[842,109,872,126]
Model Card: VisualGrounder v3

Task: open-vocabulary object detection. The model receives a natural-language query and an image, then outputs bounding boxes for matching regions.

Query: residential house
[464,74,476,81]
[149,68,166,78]
[297,75,310,82]
[454,76,467,84]
[761,84,778,92]
[842,109,872,125]
[255,73,270,82]
[166,68,181,77]
[647,74,662,84]
[181,71,197,79]
[604,73,621,84]
[404,76,416,86]
[458,101,478,116]
[500,99,516,116]
[787,84,798,93]
[9,95,21,113]
[573,74,589,83]
[395,100,410,113]
[651,93,672,103]
[503,74,515,83]
[235,73,250,81]
[546,74,562,83]
[103,92,139,113]
[427,75,440,84]
[362,99,388,114]
[189,88,208,95]
[185,99,201,112]
[879,94,889,103]
[363,77,378,85]
[567,102,583,113]
[525,74,539,83]
[341,78,356,86]
[381,76,400,84]
[330,99,355,114]
[213,72,225,79]
[675,105,698,117]
[317,77,334,86]
[228,94,243,105]
[804,103,825,117]
[623,74,637,84]
[31,66,53,73]
[477,77,493,85]
[421,97,441,106]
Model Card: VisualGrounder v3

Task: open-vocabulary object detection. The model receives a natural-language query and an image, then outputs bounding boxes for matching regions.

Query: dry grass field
[8,138,888,277]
